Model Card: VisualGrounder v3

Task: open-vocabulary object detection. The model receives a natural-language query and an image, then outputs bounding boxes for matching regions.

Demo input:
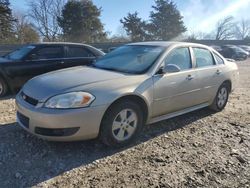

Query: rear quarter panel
[224,61,239,92]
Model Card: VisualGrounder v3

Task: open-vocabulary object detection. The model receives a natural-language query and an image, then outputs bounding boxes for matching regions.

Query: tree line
[0,0,250,45]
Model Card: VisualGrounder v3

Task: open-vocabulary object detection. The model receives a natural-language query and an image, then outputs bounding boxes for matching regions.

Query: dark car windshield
[5,45,35,60]
[93,45,165,74]
[232,47,247,53]
[240,46,250,51]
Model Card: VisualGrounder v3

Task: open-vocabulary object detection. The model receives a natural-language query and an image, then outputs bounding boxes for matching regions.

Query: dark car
[220,45,248,61]
[0,43,104,97]
[238,45,250,56]
[210,45,222,55]
[210,45,223,54]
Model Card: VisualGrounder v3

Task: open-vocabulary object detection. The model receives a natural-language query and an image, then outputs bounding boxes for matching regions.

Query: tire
[210,83,229,112]
[0,77,8,97]
[99,100,144,147]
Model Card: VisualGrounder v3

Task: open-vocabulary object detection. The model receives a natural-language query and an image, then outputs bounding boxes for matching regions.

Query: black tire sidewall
[0,77,7,97]
[100,101,144,147]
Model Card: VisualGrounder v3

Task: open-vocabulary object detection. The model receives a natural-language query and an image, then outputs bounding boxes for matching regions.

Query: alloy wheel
[217,87,228,108]
[112,108,138,141]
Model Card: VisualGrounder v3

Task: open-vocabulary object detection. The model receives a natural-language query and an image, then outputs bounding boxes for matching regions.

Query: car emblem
[22,95,27,100]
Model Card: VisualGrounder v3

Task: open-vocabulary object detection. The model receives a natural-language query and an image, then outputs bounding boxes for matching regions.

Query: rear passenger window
[214,53,224,65]
[34,46,64,60]
[193,48,215,68]
[164,47,192,71]
[67,47,94,58]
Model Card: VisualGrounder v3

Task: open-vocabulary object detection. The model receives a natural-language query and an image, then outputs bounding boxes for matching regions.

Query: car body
[108,47,117,52]
[238,45,250,56]
[220,45,248,60]
[210,45,223,54]
[16,42,239,146]
[0,42,104,96]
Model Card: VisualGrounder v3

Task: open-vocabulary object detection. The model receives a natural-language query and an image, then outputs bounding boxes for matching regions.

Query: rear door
[63,45,97,68]
[192,47,225,103]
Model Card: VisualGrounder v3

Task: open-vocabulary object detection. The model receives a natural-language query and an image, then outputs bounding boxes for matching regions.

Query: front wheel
[210,83,229,112]
[99,100,144,147]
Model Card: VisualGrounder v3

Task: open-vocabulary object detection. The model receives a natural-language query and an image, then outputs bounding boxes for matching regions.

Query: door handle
[60,61,65,64]
[216,70,222,75]
[187,74,194,80]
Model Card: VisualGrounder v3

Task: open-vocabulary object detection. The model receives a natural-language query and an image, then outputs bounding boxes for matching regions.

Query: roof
[129,41,179,47]
[128,41,209,48]
[29,42,90,46]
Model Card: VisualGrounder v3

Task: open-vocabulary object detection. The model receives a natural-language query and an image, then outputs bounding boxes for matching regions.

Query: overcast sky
[10,0,250,36]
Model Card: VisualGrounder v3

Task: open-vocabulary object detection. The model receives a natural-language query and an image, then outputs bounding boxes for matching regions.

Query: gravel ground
[0,60,249,188]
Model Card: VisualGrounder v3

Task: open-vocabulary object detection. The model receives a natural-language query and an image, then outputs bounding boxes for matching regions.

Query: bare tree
[13,11,40,44]
[235,19,250,40]
[27,0,65,41]
[215,16,235,40]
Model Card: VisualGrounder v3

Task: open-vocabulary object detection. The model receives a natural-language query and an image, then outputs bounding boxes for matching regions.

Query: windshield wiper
[100,67,120,72]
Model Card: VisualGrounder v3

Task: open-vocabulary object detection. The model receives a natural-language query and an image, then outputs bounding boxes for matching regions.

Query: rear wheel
[0,77,8,97]
[100,100,144,147]
[210,83,229,112]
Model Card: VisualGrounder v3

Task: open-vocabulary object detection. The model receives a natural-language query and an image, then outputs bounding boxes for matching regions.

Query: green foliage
[149,0,186,40]
[58,0,106,43]
[0,0,16,44]
[120,12,150,42]
[120,0,186,42]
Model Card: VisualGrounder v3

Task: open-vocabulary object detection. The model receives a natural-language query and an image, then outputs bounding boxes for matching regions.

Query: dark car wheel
[0,77,8,97]
[100,100,144,147]
[210,83,229,112]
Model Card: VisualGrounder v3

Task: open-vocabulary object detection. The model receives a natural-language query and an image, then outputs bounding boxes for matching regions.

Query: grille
[21,92,38,106]
[17,112,29,128]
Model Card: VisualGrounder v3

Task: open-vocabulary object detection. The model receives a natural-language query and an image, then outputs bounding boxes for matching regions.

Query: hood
[22,66,128,102]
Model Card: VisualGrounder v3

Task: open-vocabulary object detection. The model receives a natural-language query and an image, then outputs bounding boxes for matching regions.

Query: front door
[152,47,202,117]
[7,45,64,88]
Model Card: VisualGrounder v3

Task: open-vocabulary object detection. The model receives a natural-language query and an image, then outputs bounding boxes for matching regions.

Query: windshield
[5,46,35,60]
[93,45,165,74]
[232,47,247,53]
[240,46,250,51]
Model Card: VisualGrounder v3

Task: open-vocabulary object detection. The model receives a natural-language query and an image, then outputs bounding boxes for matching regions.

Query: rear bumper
[16,93,107,141]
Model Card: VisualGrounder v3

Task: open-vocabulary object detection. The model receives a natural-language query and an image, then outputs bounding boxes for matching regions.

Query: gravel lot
[0,60,249,188]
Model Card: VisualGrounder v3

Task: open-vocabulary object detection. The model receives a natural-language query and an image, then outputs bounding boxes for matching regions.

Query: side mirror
[163,64,181,73]
[28,54,38,60]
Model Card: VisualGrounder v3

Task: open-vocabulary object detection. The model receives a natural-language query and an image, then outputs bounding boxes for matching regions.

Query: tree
[149,0,186,40]
[0,0,16,43]
[235,19,250,40]
[27,0,65,42]
[120,12,149,42]
[58,0,107,43]
[215,16,235,40]
[13,12,40,44]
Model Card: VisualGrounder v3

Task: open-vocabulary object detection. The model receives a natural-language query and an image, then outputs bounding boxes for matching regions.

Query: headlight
[44,92,95,109]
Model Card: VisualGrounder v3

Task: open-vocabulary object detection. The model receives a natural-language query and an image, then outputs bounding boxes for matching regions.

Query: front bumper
[16,93,107,141]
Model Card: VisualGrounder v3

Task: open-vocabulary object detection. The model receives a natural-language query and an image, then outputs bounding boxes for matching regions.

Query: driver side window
[164,47,192,71]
